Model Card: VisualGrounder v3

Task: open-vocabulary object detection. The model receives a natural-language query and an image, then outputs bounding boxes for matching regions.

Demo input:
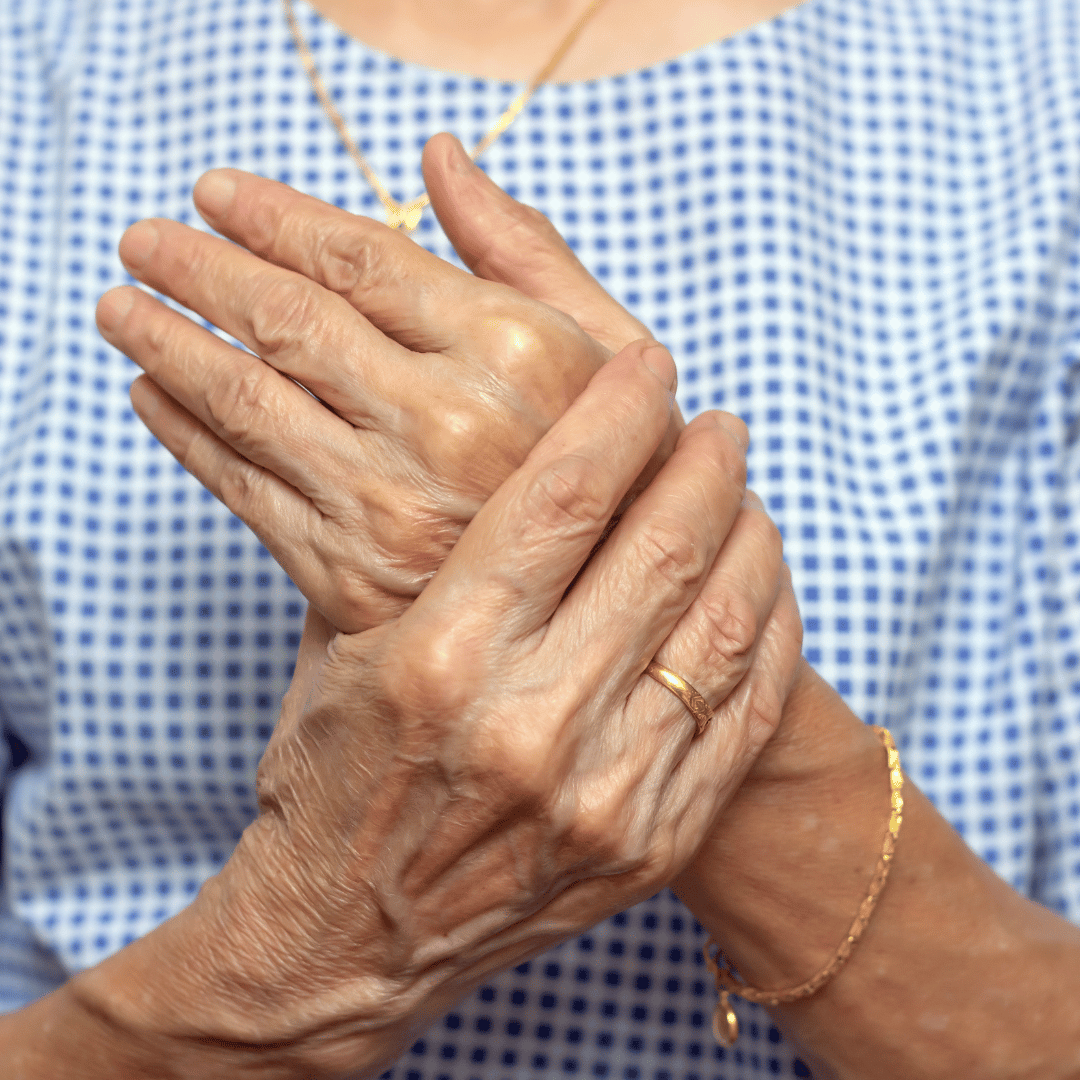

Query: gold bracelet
[703,725,904,1047]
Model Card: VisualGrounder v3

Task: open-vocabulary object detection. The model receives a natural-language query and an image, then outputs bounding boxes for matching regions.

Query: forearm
[675,665,1080,1079]
[0,866,406,1080]
[0,924,276,1080]
[0,982,145,1079]
[0,957,230,1080]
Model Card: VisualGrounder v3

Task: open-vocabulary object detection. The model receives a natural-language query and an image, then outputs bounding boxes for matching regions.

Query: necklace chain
[283,0,611,232]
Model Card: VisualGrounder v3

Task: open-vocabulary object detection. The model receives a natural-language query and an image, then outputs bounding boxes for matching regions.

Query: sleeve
[1031,231,1080,922]
[0,0,93,748]
[0,0,94,1010]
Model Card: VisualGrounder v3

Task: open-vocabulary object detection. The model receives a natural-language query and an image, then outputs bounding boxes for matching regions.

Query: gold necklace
[283,0,611,232]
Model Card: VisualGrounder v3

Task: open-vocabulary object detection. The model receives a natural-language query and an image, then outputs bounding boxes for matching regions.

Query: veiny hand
[71,343,801,1079]
[96,144,677,634]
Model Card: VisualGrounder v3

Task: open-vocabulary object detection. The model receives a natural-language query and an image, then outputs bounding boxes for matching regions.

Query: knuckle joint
[205,363,275,443]
[698,590,759,668]
[637,521,706,592]
[524,454,612,537]
[247,276,320,359]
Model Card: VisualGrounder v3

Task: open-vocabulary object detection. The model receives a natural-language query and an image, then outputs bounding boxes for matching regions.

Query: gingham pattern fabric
[2,0,1080,1076]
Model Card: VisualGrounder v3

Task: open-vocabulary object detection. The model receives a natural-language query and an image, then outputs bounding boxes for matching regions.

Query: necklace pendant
[386,200,426,233]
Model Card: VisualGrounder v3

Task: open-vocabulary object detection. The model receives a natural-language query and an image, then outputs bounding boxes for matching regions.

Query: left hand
[96,150,676,634]
[65,344,801,1079]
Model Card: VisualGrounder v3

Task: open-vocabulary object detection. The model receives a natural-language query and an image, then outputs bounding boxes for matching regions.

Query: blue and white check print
[2,0,1080,1076]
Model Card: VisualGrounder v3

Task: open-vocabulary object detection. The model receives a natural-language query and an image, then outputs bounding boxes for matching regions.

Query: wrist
[673,663,889,985]
[67,824,416,1079]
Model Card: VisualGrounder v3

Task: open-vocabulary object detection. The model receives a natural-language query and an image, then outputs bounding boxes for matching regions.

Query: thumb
[422,132,649,353]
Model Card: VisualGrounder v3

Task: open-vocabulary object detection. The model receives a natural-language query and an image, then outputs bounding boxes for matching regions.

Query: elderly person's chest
[2,0,1078,1053]
[16,0,1071,684]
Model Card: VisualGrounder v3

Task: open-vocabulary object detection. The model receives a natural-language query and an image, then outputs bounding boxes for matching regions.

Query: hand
[96,148,678,634]
[68,343,801,1079]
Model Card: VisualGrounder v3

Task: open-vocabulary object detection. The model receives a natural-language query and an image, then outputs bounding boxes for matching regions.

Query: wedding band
[644,661,713,734]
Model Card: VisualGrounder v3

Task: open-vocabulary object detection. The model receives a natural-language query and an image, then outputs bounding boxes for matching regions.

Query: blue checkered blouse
[2,1,1080,1077]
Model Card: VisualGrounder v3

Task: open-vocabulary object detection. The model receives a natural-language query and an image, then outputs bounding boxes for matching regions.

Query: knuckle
[564,801,631,868]
[491,305,598,406]
[328,567,392,629]
[204,360,277,444]
[309,221,386,298]
[694,416,748,488]
[501,200,566,257]
[563,802,661,878]
[474,728,555,810]
[427,400,530,495]
[467,688,584,813]
[482,198,558,259]
[714,434,749,490]
[636,518,707,592]
[694,588,760,671]
[212,458,265,519]
[246,273,322,359]
[487,310,550,370]
[719,413,749,451]
[427,397,490,463]
[364,487,464,584]
[522,454,613,538]
[238,193,287,260]
[379,621,477,723]
[177,234,218,298]
[141,309,173,361]
[749,510,785,570]
[511,199,554,233]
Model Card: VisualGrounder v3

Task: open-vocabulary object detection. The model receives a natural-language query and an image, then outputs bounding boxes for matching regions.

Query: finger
[552,409,751,694]
[129,376,407,633]
[192,168,475,352]
[115,216,425,420]
[616,573,802,875]
[129,376,324,604]
[665,572,803,827]
[632,492,787,763]
[652,490,784,721]
[423,133,649,353]
[414,340,678,635]
[98,286,361,506]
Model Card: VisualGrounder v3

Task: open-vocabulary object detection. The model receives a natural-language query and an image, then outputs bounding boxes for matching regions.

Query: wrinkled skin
[97,135,673,634]
[79,345,802,1079]
[85,138,803,1078]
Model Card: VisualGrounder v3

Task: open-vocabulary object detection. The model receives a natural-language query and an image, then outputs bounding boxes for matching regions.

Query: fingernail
[742,490,764,511]
[641,342,677,392]
[194,171,237,218]
[120,222,160,269]
[97,288,136,333]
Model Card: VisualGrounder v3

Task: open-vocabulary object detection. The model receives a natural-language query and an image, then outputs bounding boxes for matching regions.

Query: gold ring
[644,661,713,734]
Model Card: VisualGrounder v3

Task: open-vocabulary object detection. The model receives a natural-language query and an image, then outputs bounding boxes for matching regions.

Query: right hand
[70,342,802,1079]
[96,156,674,635]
